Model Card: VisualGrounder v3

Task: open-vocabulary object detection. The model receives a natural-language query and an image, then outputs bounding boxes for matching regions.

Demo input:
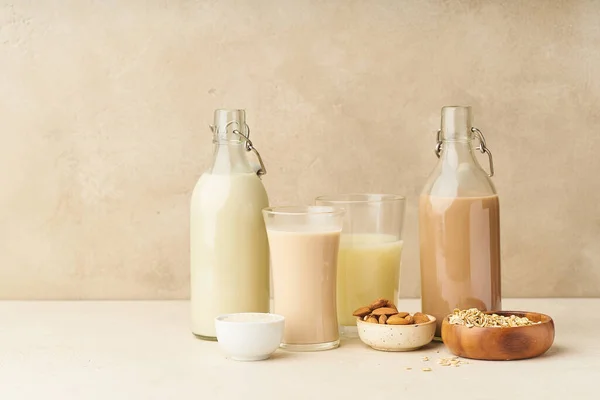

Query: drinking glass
[262,206,344,351]
[315,194,406,336]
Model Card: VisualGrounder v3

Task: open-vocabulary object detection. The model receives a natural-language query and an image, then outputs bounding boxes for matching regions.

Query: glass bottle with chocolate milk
[419,106,501,339]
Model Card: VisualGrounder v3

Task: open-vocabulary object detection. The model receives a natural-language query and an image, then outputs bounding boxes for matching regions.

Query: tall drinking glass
[315,194,406,336]
[262,206,344,351]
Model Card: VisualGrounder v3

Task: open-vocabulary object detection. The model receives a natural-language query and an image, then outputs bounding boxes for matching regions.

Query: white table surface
[0,298,597,399]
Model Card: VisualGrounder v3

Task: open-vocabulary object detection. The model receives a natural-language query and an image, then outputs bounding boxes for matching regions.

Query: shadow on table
[537,344,568,359]
[268,350,297,361]
[420,341,445,352]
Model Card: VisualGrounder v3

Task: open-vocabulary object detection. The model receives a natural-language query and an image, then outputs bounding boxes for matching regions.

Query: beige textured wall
[1,0,599,300]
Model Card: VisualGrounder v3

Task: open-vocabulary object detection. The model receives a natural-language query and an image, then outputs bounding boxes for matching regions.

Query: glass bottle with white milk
[190,109,270,340]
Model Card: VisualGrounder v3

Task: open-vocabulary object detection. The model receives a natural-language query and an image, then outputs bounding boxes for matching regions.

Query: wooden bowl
[441,311,555,361]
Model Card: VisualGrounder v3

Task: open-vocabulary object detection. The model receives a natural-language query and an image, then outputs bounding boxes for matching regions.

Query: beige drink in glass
[316,194,406,336]
[263,206,344,351]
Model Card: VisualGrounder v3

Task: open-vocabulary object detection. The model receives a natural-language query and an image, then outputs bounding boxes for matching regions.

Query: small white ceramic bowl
[214,313,285,361]
[356,314,436,352]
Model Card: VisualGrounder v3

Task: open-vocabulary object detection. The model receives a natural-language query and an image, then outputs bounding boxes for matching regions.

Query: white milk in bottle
[190,109,270,340]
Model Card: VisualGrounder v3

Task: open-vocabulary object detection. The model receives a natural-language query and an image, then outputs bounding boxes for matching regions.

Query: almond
[366,315,379,324]
[387,314,410,325]
[395,311,409,318]
[379,314,388,324]
[405,315,415,324]
[385,300,397,310]
[369,298,388,310]
[371,307,398,316]
[413,313,430,324]
[352,306,372,317]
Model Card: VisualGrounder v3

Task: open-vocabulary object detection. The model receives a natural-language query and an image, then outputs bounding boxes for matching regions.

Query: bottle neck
[439,138,477,167]
[209,109,256,175]
[422,105,496,198]
[438,105,477,169]
[210,140,254,175]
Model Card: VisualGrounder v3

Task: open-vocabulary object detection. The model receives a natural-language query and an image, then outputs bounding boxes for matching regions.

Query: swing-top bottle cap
[211,109,247,140]
[209,109,268,177]
[441,106,473,140]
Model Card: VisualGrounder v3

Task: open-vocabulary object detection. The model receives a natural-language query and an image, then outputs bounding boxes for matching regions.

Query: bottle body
[190,110,270,339]
[419,106,502,338]
[419,194,501,338]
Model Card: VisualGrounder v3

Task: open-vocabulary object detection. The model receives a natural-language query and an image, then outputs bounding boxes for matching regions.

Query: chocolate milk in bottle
[419,106,502,339]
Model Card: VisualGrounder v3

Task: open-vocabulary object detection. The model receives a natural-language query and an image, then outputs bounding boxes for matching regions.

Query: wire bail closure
[471,127,494,177]
[434,127,495,177]
[210,121,267,177]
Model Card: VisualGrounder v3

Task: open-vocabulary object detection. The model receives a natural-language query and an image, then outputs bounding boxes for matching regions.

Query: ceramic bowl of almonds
[441,308,555,361]
[354,298,436,352]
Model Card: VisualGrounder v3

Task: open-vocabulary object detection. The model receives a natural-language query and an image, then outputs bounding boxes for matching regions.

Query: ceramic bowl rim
[215,312,285,325]
[356,314,437,328]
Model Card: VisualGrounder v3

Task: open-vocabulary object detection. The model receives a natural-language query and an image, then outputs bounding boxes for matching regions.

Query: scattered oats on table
[437,356,469,367]
[422,367,432,372]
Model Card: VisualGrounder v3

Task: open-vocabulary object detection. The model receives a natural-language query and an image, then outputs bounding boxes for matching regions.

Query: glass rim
[262,205,344,216]
[315,193,405,204]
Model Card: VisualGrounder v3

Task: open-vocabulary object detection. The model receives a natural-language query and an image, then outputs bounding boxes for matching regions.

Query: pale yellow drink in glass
[337,233,403,326]
[315,193,406,334]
